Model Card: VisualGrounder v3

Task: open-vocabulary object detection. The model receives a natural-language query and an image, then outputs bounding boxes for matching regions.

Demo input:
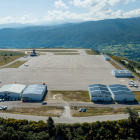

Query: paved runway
[0,49,138,90]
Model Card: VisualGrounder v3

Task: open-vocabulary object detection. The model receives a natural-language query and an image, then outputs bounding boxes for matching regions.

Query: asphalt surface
[0,49,135,90]
[0,111,138,123]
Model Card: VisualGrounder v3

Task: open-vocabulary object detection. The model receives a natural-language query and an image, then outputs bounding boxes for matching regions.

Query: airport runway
[0,49,139,91]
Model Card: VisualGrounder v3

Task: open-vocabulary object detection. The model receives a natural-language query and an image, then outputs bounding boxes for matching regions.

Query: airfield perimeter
[0,49,137,91]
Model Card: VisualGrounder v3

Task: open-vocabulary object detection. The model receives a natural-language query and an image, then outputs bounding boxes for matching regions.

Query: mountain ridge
[0,17,140,48]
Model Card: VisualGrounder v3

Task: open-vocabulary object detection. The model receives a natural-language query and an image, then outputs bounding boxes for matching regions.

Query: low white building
[108,84,135,101]
[88,84,111,101]
[22,84,47,101]
[111,69,132,77]
[0,84,27,98]
[102,54,110,61]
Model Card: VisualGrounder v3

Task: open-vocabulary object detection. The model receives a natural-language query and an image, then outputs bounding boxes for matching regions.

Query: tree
[124,107,139,123]
[47,117,55,136]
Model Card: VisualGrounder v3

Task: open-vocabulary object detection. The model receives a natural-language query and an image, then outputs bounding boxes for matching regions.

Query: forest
[0,17,140,49]
[0,107,139,140]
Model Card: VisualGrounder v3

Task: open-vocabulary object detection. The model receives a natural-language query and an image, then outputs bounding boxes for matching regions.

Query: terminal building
[22,84,47,101]
[111,70,132,77]
[108,84,135,101]
[0,84,27,98]
[88,84,111,101]
[102,54,110,61]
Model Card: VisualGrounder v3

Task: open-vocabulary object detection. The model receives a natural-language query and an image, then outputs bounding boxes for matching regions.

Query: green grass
[48,91,90,102]
[0,51,25,66]
[0,56,23,66]
[4,61,26,68]
[71,106,118,117]
[0,51,24,56]
[85,50,100,55]
[133,91,140,102]
[53,53,80,55]
[37,50,78,52]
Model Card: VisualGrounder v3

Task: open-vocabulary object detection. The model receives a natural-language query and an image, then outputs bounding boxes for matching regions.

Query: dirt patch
[0,106,63,117]
[53,94,62,100]
[47,91,90,102]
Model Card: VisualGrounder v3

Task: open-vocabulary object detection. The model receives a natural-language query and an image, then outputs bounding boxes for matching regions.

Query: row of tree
[0,107,139,140]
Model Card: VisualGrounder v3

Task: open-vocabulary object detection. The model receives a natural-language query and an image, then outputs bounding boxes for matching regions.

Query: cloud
[69,0,135,8]
[55,0,69,9]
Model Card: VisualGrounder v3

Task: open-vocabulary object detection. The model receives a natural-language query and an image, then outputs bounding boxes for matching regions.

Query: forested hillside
[0,17,140,48]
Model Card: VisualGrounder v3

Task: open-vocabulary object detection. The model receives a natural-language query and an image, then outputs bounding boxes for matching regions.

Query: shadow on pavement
[115,100,139,105]
[92,101,115,105]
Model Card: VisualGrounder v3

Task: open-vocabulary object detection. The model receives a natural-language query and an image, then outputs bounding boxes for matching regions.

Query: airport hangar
[0,49,134,91]
[88,84,135,102]
[0,84,26,98]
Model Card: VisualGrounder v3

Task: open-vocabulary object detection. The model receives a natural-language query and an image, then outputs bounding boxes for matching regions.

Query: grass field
[0,56,22,66]
[0,51,25,66]
[71,106,124,117]
[71,106,140,117]
[46,91,90,102]
[37,50,78,52]
[0,51,24,56]
[128,77,137,81]
[133,91,140,102]
[53,53,80,55]
[4,61,26,68]
[108,60,122,70]
[0,106,63,117]
[85,50,100,55]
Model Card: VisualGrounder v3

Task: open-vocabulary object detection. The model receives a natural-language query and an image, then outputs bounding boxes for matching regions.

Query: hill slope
[0,17,140,48]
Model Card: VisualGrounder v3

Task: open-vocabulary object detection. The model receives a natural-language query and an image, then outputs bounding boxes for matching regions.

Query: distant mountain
[0,17,140,48]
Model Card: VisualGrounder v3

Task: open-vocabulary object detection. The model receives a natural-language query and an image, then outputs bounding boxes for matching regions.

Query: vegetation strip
[0,51,25,66]
[45,91,90,102]
[4,61,27,68]
[0,107,139,139]
[85,49,100,55]
[108,60,122,70]
[37,50,78,52]
[53,53,80,55]
[0,106,63,117]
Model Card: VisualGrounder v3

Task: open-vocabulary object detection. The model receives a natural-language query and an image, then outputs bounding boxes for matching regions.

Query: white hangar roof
[108,84,134,95]
[112,70,131,74]
[22,84,46,95]
[0,84,27,93]
[89,84,111,95]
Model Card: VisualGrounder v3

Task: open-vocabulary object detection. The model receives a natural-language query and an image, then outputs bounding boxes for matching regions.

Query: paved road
[1,100,140,110]
[0,112,139,123]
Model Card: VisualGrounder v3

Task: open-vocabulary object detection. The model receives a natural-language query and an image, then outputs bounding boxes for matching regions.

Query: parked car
[2,99,5,102]
[0,99,2,102]
[4,106,7,109]
[42,101,47,105]
[83,108,86,112]
[74,106,77,110]
[0,106,7,110]
[79,108,82,112]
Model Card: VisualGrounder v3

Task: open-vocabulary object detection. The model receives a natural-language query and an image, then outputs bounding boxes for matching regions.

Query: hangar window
[98,96,103,97]
[92,95,97,97]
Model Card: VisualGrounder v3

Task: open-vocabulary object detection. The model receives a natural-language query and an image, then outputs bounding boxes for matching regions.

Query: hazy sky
[0,0,140,24]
